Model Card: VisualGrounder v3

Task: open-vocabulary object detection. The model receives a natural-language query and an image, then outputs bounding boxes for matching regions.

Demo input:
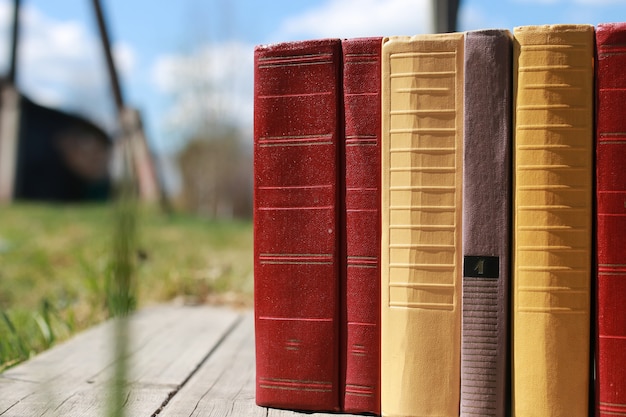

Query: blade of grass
[107,138,139,417]
[1,310,30,360]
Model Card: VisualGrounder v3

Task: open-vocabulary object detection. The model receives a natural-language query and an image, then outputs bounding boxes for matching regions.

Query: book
[381,32,464,417]
[512,24,594,417]
[461,29,512,417]
[341,36,382,415]
[595,22,626,417]
[253,38,342,412]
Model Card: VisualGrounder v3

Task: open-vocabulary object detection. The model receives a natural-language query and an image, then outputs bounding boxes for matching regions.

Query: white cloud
[113,42,136,77]
[18,4,97,93]
[151,41,254,144]
[150,0,432,149]
[273,0,433,41]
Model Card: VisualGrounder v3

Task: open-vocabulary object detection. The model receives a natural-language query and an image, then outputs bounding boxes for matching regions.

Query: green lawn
[0,203,253,371]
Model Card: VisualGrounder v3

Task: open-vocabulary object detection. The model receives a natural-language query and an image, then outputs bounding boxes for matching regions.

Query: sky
[1,0,626,160]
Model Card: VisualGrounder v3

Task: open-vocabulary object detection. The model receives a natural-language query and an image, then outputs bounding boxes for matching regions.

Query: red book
[595,23,626,417]
[253,39,342,412]
[341,37,382,415]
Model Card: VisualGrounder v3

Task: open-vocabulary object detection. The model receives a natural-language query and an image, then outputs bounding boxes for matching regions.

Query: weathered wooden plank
[0,304,241,416]
[159,312,364,417]
[37,383,173,417]
[158,310,264,417]
[1,305,369,417]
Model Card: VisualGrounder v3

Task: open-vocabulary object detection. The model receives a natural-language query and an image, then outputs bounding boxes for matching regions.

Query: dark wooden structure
[11,93,113,201]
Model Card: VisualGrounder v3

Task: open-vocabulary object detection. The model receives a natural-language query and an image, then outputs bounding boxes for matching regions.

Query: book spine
[461,29,512,417]
[381,33,464,417]
[253,39,342,412]
[341,37,382,415]
[595,22,626,417]
[512,24,594,417]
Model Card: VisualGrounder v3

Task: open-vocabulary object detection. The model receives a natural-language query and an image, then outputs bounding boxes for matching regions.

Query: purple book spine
[461,29,512,417]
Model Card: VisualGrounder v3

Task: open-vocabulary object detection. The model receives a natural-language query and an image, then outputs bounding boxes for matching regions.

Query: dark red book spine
[253,39,342,412]
[341,37,382,415]
[596,23,626,417]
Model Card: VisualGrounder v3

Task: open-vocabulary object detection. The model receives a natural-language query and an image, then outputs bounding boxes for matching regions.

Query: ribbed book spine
[512,25,594,417]
[381,33,464,417]
[595,22,626,417]
[461,29,512,417]
[253,39,342,412]
[341,37,382,415]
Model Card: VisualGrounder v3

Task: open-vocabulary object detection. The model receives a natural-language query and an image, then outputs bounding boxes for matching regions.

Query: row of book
[253,23,626,417]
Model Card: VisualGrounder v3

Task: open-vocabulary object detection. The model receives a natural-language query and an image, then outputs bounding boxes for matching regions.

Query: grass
[0,202,253,371]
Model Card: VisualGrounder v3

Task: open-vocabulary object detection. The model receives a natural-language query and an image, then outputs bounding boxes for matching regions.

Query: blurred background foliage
[0,202,252,371]
[176,125,252,219]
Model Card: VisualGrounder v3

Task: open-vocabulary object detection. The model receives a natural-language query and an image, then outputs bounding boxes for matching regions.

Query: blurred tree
[177,126,252,219]
[160,0,252,219]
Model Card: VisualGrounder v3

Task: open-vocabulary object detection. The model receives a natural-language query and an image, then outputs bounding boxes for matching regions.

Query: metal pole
[92,0,124,111]
[433,0,460,33]
[8,0,21,84]
[91,0,170,209]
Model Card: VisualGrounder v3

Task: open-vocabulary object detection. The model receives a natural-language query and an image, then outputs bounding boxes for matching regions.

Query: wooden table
[0,304,364,416]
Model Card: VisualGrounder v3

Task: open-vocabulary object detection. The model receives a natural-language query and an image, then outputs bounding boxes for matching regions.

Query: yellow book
[512,25,593,417]
[381,33,463,417]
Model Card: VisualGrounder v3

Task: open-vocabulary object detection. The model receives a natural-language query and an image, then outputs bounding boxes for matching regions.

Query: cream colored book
[381,32,464,417]
[512,24,594,417]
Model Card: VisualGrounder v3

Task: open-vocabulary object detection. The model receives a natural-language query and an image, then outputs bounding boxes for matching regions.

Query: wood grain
[1,305,366,417]
[0,305,241,416]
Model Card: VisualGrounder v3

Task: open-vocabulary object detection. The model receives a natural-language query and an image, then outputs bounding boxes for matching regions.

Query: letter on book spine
[381,33,464,417]
[253,39,342,412]
[461,29,512,417]
[512,24,593,417]
[341,37,382,415]
[595,22,626,417]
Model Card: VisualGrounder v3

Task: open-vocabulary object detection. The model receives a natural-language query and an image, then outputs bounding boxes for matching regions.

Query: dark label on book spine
[463,256,499,279]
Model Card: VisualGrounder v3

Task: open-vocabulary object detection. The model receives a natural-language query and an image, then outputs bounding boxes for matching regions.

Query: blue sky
[2,0,626,160]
